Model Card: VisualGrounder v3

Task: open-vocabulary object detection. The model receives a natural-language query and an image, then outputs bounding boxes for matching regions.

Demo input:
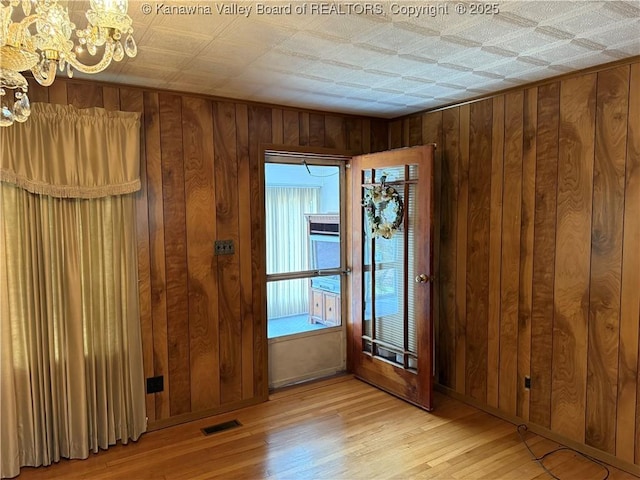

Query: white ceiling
[73,0,640,118]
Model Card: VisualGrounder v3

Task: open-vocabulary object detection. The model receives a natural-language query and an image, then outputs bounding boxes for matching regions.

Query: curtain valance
[0,103,141,198]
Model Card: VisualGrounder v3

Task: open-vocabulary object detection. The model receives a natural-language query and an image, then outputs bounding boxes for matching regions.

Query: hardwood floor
[15,376,637,479]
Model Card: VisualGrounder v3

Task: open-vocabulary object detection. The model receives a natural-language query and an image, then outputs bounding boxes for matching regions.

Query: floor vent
[201,419,242,436]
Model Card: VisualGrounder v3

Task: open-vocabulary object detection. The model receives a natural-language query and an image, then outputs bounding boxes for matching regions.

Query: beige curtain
[0,103,146,479]
[266,186,320,318]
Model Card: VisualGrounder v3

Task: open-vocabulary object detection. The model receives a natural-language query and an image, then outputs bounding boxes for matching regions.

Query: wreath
[362,175,404,239]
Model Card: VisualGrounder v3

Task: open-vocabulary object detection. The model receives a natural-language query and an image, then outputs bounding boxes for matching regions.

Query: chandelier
[0,0,137,127]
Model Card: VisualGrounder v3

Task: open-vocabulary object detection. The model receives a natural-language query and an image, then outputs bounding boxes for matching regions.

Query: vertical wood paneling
[517,87,537,421]
[212,101,242,405]
[102,87,120,111]
[309,113,325,147]
[119,88,154,423]
[271,109,283,144]
[325,115,346,149]
[487,95,504,408]
[438,108,460,388]
[282,110,300,146]
[47,81,67,104]
[299,112,310,146]
[455,105,470,395]
[617,63,640,464]
[362,119,371,154]
[551,73,596,444]
[159,93,191,416]
[248,106,272,398]
[409,115,422,146]
[530,82,560,428]
[585,66,629,453]
[499,91,523,416]
[389,119,403,149]
[236,104,254,400]
[370,119,388,153]
[395,61,639,469]
[346,117,363,153]
[26,78,49,102]
[182,96,219,411]
[66,83,103,108]
[402,118,411,146]
[143,91,170,420]
[465,99,492,401]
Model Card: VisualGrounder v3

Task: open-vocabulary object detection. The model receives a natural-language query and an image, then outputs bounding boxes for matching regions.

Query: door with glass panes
[349,145,434,410]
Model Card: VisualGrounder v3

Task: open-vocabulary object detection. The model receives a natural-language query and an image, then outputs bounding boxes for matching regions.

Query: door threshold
[269,372,352,397]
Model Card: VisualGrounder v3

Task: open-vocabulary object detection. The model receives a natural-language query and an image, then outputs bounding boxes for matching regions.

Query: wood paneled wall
[27,77,388,427]
[391,59,640,469]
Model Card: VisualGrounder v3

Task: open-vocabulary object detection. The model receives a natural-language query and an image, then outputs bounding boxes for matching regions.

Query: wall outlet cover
[214,240,235,255]
[146,375,164,394]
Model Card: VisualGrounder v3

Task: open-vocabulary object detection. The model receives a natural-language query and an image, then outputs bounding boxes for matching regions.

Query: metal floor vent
[201,419,242,436]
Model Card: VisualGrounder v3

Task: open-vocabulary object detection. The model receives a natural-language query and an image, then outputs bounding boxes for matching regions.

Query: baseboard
[435,384,640,477]
[147,395,268,432]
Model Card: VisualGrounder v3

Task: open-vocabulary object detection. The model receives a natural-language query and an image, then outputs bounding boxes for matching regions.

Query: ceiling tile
[547,2,632,34]
[138,26,214,54]
[135,46,191,69]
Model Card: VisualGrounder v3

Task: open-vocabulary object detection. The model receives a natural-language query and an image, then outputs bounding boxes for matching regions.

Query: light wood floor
[15,376,637,479]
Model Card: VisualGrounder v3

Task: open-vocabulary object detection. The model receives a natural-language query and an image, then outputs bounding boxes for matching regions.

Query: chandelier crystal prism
[0,0,137,126]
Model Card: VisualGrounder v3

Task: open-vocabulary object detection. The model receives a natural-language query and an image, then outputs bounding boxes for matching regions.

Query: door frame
[258,145,353,390]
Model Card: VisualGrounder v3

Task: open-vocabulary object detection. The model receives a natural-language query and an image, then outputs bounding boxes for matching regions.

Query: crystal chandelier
[0,0,137,126]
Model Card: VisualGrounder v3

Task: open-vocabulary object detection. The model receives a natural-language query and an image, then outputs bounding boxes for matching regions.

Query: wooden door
[349,145,434,410]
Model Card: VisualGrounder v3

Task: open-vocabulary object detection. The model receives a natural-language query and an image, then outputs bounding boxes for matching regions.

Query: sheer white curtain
[266,186,320,318]
[0,104,146,479]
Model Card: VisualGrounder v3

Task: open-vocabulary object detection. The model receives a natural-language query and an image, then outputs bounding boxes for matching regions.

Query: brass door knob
[415,274,432,283]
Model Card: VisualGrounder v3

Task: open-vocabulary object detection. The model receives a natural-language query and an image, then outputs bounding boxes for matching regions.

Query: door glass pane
[376,166,404,183]
[363,269,372,338]
[267,275,341,338]
[363,198,372,337]
[374,184,405,353]
[360,164,419,369]
[265,164,340,275]
[407,183,417,354]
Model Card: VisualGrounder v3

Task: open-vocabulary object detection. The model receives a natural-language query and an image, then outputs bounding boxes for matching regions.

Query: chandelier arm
[3,14,38,48]
[31,60,57,86]
[17,14,39,29]
[66,40,115,74]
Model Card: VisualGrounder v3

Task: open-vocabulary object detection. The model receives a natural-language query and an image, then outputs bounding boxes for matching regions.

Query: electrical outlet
[214,240,235,255]
[146,376,164,394]
[524,376,531,390]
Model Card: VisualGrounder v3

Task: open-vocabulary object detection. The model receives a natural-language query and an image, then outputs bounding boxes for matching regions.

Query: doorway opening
[265,151,348,389]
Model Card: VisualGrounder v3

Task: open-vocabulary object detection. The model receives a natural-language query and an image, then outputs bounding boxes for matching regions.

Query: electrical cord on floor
[517,424,610,480]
